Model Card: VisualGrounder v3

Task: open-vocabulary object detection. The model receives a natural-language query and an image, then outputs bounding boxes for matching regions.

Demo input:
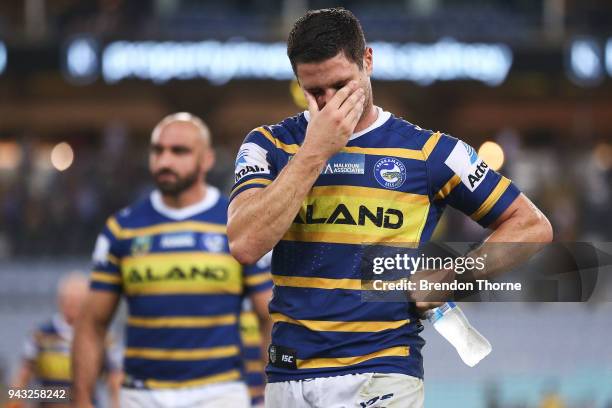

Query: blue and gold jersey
[23,315,119,388]
[90,186,273,389]
[239,306,265,406]
[230,107,520,383]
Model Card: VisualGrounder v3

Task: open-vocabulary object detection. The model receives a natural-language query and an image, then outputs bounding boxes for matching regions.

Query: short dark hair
[287,8,366,73]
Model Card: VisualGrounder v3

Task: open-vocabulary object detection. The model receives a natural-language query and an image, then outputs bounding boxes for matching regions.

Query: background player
[239,297,267,408]
[72,113,273,408]
[8,272,121,408]
[227,8,553,407]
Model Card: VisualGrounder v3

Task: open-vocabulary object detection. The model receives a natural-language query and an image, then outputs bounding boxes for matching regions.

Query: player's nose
[317,89,337,109]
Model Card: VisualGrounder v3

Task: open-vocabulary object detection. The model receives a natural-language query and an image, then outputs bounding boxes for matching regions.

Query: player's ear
[363,47,373,76]
[202,147,216,173]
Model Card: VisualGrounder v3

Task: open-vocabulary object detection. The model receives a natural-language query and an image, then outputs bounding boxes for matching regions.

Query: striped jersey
[230,107,520,383]
[239,302,265,406]
[23,314,119,387]
[90,186,273,389]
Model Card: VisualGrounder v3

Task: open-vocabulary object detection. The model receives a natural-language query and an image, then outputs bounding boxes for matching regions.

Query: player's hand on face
[302,80,365,160]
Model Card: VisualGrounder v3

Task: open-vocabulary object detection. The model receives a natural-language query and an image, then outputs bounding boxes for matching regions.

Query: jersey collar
[52,313,73,341]
[303,106,391,141]
[151,186,220,220]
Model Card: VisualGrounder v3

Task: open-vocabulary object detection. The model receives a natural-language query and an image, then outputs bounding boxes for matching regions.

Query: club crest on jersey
[374,157,406,190]
[202,233,225,253]
[235,142,270,182]
[444,141,490,192]
[131,235,152,255]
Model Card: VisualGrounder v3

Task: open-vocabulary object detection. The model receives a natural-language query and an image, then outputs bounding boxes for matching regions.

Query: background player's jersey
[90,186,273,389]
[230,107,521,383]
[22,314,119,387]
[239,301,265,407]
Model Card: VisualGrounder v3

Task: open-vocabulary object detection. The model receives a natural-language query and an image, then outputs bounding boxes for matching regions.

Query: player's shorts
[120,380,250,408]
[264,373,424,408]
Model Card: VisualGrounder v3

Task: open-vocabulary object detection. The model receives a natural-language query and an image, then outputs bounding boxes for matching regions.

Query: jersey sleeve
[425,133,521,228]
[230,127,279,203]
[22,331,39,362]
[243,251,273,295]
[90,217,123,293]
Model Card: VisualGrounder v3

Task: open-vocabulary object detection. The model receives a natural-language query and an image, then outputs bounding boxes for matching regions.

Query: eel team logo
[202,233,225,253]
[234,142,270,182]
[444,141,490,192]
[131,235,152,255]
[374,157,406,189]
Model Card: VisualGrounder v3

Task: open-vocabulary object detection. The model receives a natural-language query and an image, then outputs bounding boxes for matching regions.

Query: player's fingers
[303,89,319,117]
[326,80,359,111]
[339,87,365,117]
[344,94,365,129]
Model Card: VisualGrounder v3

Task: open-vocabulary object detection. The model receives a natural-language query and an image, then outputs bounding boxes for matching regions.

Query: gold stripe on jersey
[434,174,461,201]
[231,178,272,196]
[309,186,429,204]
[145,369,241,389]
[271,313,409,332]
[36,351,71,381]
[107,254,120,265]
[249,385,265,398]
[340,146,423,160]
[257,127,441,162]
[121,252,242,296]
[245,271,272,287]
[245,360,264,373]
[273,275,362,290]
[125,345,239,360]
[240,311,262,346]
[296,346,409,369]
[128,314,237,328]
[91,271,122,284]
[283,188,429,245]
[471,176,512,221]
[256,127,300,154]
[421,131,442,160]
[108,219,226,240]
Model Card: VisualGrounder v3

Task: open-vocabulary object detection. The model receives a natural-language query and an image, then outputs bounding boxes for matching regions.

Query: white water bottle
[425,302,492,367]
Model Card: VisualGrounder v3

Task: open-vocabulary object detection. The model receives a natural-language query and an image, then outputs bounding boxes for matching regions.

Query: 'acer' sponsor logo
[294,204,403,229]
[126,266,228,283]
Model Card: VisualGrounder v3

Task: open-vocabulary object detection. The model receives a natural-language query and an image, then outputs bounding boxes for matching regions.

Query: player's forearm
[258,316,272,370]
[468,199,553,280]
[72,320,107,407]
[229,146,327,264]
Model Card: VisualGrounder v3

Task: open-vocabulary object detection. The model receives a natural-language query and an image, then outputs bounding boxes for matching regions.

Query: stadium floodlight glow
[606,38,612,77]
[567,37,604,87]
[50,142,74,172]
[0,42,6,75]
[102,41,292,85]
[478,141,505,171]
[101,39,513,86]
[371,38,513,86]
[63,36,99,84]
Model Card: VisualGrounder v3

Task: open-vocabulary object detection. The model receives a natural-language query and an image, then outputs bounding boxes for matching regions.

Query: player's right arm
[72,291,120,408]
[72,223,123,408]
[228,81,365,264]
